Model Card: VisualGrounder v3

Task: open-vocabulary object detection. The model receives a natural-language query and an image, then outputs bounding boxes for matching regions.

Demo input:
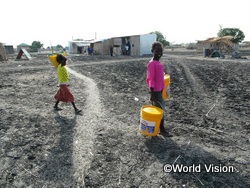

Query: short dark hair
[151,42,163,59]
[151,41,163,53]
[56,54,67,64]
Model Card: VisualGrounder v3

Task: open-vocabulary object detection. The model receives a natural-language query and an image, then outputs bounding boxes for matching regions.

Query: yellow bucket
[48,52,67,68]
[48,54,59,68]
[139,105,163,136]
[162,74,170,100]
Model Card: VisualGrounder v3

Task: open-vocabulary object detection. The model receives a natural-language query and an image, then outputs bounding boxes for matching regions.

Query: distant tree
[30,41,43,52]
[56,44,63,49]
[150,31,170,46]
[217,28,245,44]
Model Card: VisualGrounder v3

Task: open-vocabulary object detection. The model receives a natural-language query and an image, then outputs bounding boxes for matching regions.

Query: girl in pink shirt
[146,42,170,135]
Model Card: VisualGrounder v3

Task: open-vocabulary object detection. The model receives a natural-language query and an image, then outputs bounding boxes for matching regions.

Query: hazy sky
[1,0,249,48]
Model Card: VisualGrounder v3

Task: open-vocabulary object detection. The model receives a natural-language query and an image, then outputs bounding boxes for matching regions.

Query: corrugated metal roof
[75,42,90,47]
[70,41,90,47]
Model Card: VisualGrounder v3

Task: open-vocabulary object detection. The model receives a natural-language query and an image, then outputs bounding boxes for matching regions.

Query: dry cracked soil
[0,52,249,188]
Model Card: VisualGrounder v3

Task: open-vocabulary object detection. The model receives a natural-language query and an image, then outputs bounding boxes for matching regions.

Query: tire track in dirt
[166,57,224,137]
[179,59,208,100]
[167,57,249,159]
[66,67,104,184]
[177,58,227,122]
[179,58,220,120]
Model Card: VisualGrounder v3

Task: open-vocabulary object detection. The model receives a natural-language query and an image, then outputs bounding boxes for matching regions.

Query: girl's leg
[54,101,59,108]
[154,91,166,132]
[71,102,82,114]
[71,102,77,111]
[54,101,62,110]
[154,91,172,136]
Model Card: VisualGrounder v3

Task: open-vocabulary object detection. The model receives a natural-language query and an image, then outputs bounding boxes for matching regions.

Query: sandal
[54,106,63,111]
[75,109,82,114]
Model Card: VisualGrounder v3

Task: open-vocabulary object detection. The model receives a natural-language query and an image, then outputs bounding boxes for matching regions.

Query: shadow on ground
[40,111,78,187]
[145,137,250,188]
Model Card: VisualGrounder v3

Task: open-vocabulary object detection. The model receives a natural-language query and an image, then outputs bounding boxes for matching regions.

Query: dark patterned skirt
[54,85,74,102]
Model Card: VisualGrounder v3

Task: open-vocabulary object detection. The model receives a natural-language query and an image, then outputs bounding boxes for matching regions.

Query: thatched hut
[197,36,234,57]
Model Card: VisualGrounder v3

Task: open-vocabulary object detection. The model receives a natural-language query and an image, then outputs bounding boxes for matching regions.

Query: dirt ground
[0,51,249,188]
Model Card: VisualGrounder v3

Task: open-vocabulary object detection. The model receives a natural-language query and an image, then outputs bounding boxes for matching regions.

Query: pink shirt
[146,59,164,92]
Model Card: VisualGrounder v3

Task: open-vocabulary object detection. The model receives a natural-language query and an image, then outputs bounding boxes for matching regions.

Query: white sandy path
[66,67,103,184]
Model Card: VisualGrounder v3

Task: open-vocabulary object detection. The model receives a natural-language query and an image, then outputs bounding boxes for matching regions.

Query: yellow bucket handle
[151,100,163,109]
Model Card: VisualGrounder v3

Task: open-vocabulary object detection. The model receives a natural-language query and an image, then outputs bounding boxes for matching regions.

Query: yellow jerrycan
[162,74,170,100]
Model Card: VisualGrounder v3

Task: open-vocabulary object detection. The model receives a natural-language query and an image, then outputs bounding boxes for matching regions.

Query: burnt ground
[0,52,249,188]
